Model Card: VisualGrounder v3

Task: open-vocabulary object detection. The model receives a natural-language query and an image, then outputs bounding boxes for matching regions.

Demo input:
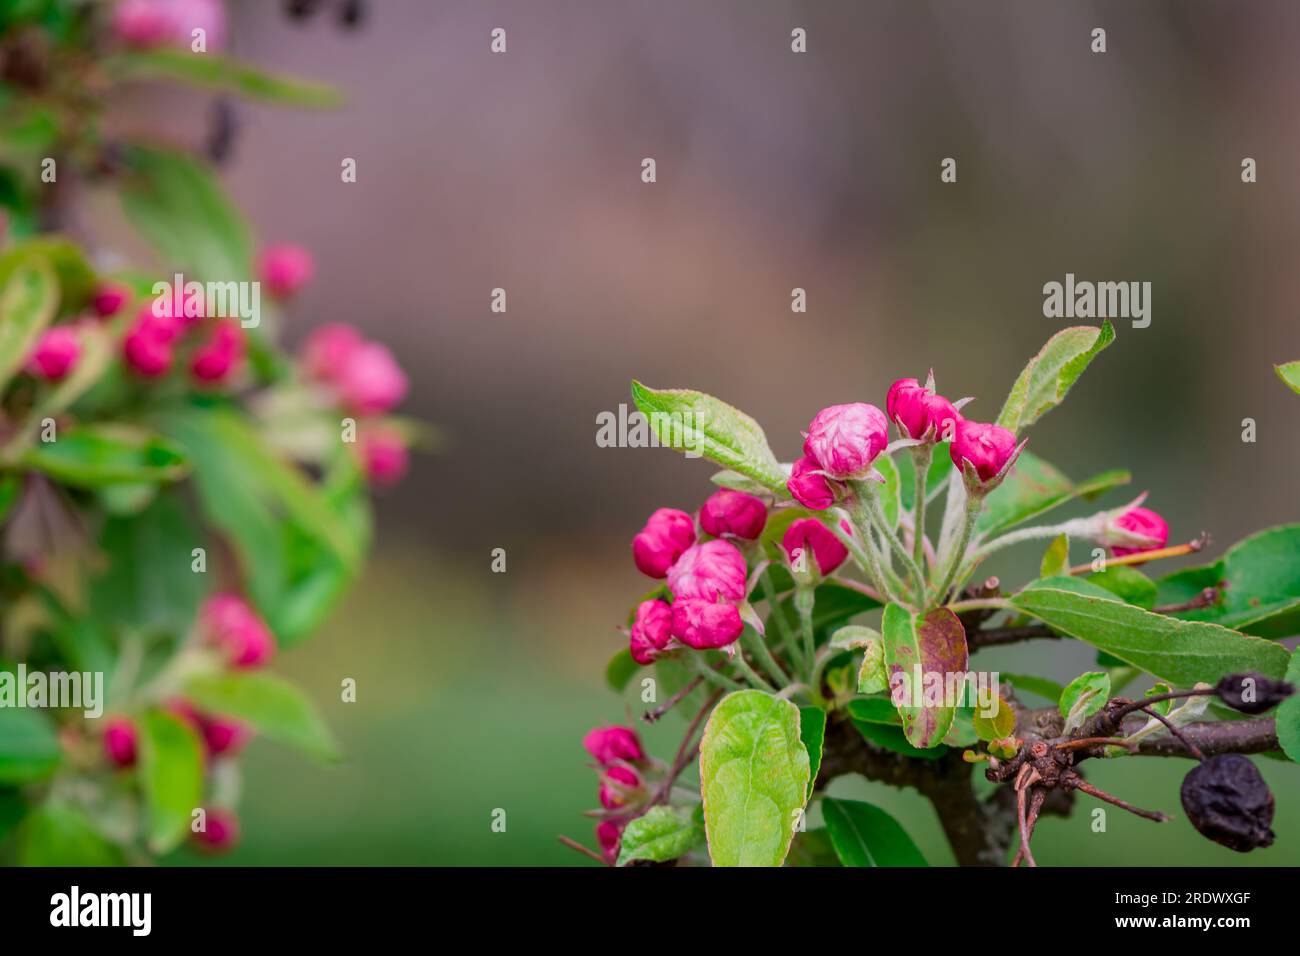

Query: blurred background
[104,0,1300,865]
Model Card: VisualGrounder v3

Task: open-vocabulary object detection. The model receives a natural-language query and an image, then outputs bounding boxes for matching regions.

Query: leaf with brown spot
[880,604,969,748]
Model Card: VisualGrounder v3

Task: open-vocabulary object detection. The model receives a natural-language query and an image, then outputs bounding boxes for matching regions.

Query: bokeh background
[112,0,1300,864]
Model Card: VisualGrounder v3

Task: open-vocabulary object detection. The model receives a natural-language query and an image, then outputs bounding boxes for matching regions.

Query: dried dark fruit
[1214,671,1295,714]
[1180,754,1275,852]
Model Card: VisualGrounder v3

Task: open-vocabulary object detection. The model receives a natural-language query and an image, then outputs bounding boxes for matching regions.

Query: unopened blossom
[803,403,889,480]
[596,819,624,865]
[629,599,673,665]
[25,326,81,381]
[335,341,408,415]
[787,455,836,510]
[123,308,181,377]
[951,419,1018,484]
[190,319,245,383]
[667,539,748,603]
[103,717,138,768]
[670,599,744,649]
[1109,506,1169,557]
[886,377,960,441]
[359,425,409,486]
[302,323,363,382]
[92,282,131,318]
[699,489,767,540]
[598,765,643,809]
[202,716,252,757]
[782,517,849,576]
[631,508,696,579]
[583,725,644,766]
[199,592,276,668]
[191,808,240,852]
[258,243,315,299]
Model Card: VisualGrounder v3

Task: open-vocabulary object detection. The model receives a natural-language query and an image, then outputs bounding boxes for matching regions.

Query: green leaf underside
[996,320,1116,433]
[979,450,1129,535]
[881,604,969,748]
[631,382,787,493]
[616,805,704,866]
[1001,673,1066,703]
[699,690,810,867]
[20,425,188,487]
[875,454,901,529]
[0,707,62,784]
[821,797,929,867]
[605,647,640,692]
[799,706,827,799]
[1040,533,1070,578]
[0,255,58,394]
[1058,671,1111,732]
[17,801,125,866]
[140,709,204,853]
[1011,577,1290,686]
[184,671,340,762]
[1156,525,1300,638]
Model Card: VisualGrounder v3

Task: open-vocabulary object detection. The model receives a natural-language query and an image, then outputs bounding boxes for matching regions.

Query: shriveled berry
[1214,672,1295,714]
[1180,754,1275,852]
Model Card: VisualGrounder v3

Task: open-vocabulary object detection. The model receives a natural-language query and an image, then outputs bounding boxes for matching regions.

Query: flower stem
[687,654,744,693]
[743,624,790,687]
[933,493,982,605]
[795,585,817,677]
[911,444,932,571]
[760,569,802,673]
[732,649,776,692]
[860,481,927,600]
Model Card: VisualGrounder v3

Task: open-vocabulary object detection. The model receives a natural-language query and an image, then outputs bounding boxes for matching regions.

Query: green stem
[862,482,926,598]
[933,493,983,606]
[687,654,744,693]
[843,499,906,603]
[760,569,800,668]
[911,444,932,571]
[795,586,817,676]
[732,649,777,692]
[744,625,790,687]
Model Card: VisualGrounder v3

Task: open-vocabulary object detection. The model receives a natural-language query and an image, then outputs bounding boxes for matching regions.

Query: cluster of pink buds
[583,726,649,864]
[300,322,411,485]
[200,592,276,668]
[122,288,248,386]
[24,325,83,382]
[629,488,770,658]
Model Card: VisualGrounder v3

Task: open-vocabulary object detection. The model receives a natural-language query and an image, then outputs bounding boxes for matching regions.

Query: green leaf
[0,474,18,522]
[105,50,344,108]
[139,709,204,853]
[978,450,1129,534]
[1089,566,1158,610]
[615,805,704,866]
[699,690,810,866]
[973,695,1015,741]
[850,714,946,760]
[710,469,771,496]
[630,381,787,492]
[1040,533,1070,578]
[1145,681,1174,717]
[0,238,96,314]
[184,671,340,762]
[880,604,968,748]
[854,635,888,695]
[120,146,252,282]
[605,647,640,693]
[1275,361,1300,396]
[996,320,1116,433]
[16,800,125,866]
[1156,525,1300,638]
[1276,649,1300,763]
[799,706,826,799]
[1011,577,1290,685]
[821,797,928,867]
[20,424,188,487]
[0,253,57,394]
[0,707,61,784]
[1059,671,1111,733]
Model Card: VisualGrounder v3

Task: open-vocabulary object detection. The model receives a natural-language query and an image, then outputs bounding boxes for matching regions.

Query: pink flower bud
[782,517,849,576]
[787,455,836,510]
[190,319,245,383]
[583,725,644,765]
[199,592,276,669]
[202,716,252,758]
[667,539,748,602]
[670,599,744,649]
[103,717,138,768]
[596,819,624,864]
[699,489,767,540]
[803,403,889,480]
[165,697,204,732]
[336,342,408,415]
[950,419,1018,483]
[191,808,240,853]
[631,508,696,579]
[629,599,673,665]
[258,243,315,299]
[123,308,180,377]
[886,377,960,441]
[302,323,363,382]
[598,765,643,809]
[111,0,175,47]
[25,326,81,381]
[113,0,226,51]
[1109,506,1169,557]
[92,282,131,318]
[359,425,410,486]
